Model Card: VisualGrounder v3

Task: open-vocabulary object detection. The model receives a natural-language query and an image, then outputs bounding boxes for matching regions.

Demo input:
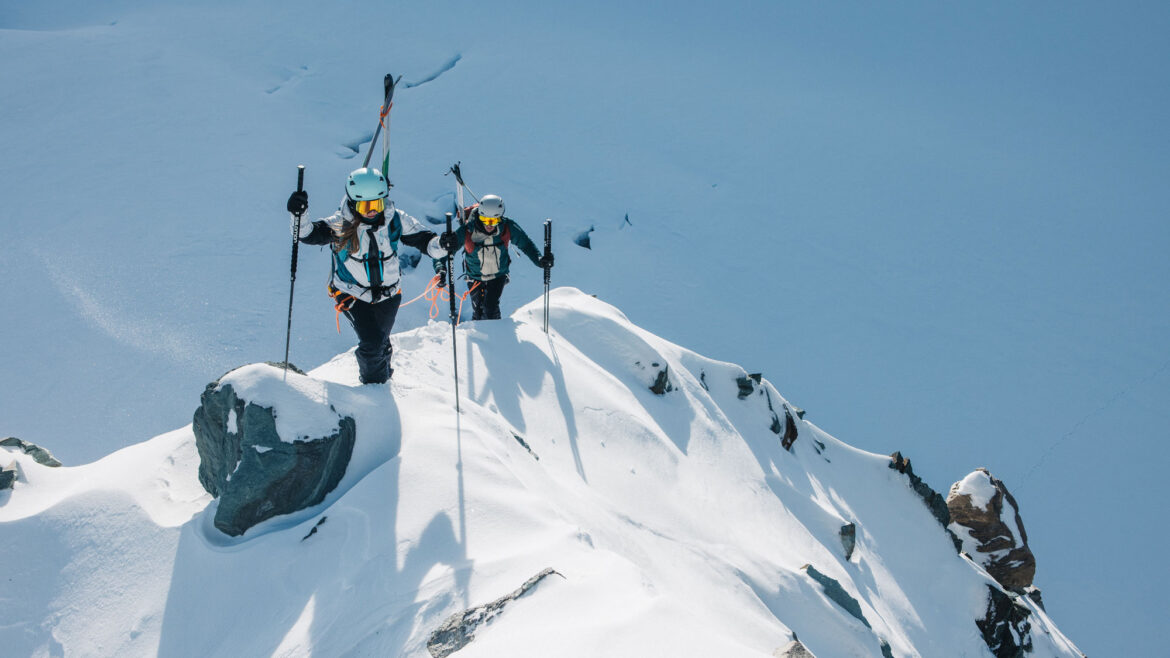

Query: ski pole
[543,219,552,333]
[283,165,305,376]
[363,73,401,168]
[445,212,461,414]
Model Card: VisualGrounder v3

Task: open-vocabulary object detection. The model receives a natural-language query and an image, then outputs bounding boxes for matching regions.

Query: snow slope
[0,290,1081,657]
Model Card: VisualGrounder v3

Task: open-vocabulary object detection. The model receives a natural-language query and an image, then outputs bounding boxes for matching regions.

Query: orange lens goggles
[356,198,385,214]
[480,215,501,226]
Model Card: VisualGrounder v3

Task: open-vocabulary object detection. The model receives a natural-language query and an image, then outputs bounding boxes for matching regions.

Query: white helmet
[478,194,505,219]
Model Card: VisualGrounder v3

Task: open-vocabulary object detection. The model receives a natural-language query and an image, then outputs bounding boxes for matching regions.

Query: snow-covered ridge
[0,289,1081,657]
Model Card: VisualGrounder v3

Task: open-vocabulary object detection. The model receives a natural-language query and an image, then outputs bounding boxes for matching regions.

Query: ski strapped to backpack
[364,73,401,170]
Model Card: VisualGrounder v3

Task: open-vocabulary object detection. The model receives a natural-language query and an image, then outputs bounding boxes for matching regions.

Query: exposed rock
[801,564,869,629]
[774,637,817,657]
[0,437,63,467]
[947,468,1036,591]
[977,584,1033,658]
[889,452,963,553]
[1023,585,1045,611]
[780,408,798,451]
[1,461,18,490]
[192,366,355,537]
[800,566,897,656]
[840,522,857,561]
[301,516,327,542]
[755,382,798,451]
[649,365,675,395]
[736,373,761,399]
[266,361,307,376]
[427,568,563,657]
[511,433,539,460]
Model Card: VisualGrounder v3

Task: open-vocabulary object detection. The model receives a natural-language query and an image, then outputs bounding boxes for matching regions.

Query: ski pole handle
[296,164,304,193]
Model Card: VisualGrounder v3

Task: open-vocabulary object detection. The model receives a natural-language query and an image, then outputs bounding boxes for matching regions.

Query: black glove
[439,230,458,253]
[436,269,448,290]
[287,190,308,215]
[539,253,555,269]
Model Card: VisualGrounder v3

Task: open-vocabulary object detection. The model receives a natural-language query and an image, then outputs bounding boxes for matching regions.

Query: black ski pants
[344,293,401,384]
[469,276,508,321]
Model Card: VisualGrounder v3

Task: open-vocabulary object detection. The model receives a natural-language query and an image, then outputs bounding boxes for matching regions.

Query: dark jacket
[437,211,542,281]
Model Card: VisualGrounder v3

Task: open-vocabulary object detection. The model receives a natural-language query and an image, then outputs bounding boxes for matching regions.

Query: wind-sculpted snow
[0,288,1082,657]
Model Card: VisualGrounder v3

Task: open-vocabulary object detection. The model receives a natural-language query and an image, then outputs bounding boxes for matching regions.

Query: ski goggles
[355,198,385,215]
[480,215,501,226]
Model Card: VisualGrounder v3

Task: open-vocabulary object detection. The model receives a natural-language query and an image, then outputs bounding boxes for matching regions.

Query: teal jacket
[437,214,542,281]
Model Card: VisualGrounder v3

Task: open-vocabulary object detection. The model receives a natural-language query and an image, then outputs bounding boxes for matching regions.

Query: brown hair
[335,217,362,254]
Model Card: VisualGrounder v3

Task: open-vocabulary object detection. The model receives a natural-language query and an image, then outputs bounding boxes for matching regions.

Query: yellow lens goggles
[356,198,385,214]
[480,215,501,226]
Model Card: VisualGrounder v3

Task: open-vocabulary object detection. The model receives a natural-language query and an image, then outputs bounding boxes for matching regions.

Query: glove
[539,253,554,269]
[436,269,448,290]
[287,190,308,215]
[439,230,458,253]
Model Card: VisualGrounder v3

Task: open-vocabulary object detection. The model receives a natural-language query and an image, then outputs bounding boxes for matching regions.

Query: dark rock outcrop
[0,437,63,467]
[779,407,798,450]
[840,522,857,561]
[1,461,17,490]
[889,452,963,553]
[737,373,761,399]
[774,637,817,657]
[801,565,896,657]
[977,585,1033,658]
[427,568,563,657]
[192,366,355,537]
[649,365,675,395]
[1023,585,1045,611]
[947,468,1036,591]
[802,564,869,629]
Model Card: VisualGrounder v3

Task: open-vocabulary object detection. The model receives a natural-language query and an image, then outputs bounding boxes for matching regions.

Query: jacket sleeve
[398,211,445,259]
[299,220,334,246]
[507,220,544,267]
[432,224,466,273]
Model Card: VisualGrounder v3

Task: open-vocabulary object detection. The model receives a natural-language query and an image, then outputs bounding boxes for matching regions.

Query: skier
[286,167,448,384]
[436,194,554,321]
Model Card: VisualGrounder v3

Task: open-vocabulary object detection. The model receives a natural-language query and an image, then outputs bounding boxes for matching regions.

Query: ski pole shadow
[464,318,585,482]
[544,334,587,482]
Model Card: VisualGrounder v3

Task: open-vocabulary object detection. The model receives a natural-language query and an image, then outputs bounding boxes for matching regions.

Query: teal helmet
[346,168,390,201]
